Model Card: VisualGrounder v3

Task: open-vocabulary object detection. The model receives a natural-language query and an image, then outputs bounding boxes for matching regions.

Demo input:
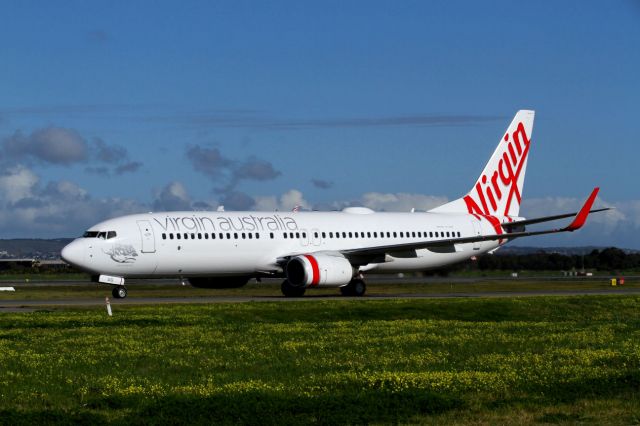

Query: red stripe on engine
[304,255,320,286]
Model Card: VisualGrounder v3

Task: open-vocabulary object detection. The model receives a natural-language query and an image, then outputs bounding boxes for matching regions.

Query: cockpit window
[83,230,117,239]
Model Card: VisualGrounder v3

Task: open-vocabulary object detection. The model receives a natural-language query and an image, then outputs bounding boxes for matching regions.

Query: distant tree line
[478,248,640,272]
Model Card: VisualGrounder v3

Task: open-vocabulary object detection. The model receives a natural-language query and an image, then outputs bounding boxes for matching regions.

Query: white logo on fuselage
[153,214,299,233]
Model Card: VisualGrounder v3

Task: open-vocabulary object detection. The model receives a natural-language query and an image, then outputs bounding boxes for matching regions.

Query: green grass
[1,296,640,424]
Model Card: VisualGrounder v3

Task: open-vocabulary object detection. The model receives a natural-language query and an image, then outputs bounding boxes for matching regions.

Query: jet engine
[285,254,354,288]
[188,276,249,288]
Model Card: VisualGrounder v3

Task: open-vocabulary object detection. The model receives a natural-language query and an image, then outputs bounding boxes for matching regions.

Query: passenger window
[335,233,340,239]
[412,232,416,238]
[162,233,166,240]
[242,233,246,239]
[458,232,461,237]
[270,233,274,239]
[255,233,260,239]
[283,233,288,239]
[183,233,188,239]
[417,232,422,238]
[329,232,333,238]
[177,233,181,240]
[296,232,300,239]
[429,232,433,238]
[373,232,378,238]
[314,232,318,238]
[290,232,294,239]
[198,233,202,239]
[322,232,326,239]
[342,232,347,238]
[226,233,231,239]
[234,233,238,239]
[170,233,174,240]
[387,232,391,238]
[205,233,209,239]
[302,232,307,238]
[191,233,195,239]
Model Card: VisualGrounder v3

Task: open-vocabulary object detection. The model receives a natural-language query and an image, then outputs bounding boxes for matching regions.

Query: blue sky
[0,1,638,247]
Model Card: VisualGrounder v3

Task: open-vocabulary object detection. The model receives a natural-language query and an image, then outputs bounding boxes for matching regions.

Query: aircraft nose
[61,240,85,267]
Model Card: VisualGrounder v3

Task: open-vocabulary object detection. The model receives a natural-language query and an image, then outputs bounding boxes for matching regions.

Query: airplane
[61,110,608,299]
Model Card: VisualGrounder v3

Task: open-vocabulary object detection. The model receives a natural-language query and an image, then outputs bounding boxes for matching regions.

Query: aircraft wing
[341,188,604,260]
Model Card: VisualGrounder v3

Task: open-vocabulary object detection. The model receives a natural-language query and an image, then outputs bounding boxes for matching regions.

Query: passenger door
[137,220,156,253]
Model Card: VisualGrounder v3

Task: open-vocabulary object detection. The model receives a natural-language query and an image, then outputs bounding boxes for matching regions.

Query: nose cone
[61,240,85,268]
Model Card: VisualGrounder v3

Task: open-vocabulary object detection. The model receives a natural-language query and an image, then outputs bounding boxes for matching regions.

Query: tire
[352,279,366,297]
[340,285,353,296]
[112,286,127,299]
[281,280,306,297]
[340,279,366,297]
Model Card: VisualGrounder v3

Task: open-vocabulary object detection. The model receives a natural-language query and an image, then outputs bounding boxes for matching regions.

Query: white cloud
[0,166,145,237]
[359,192,449,212]
[152,182,192,211]
[254,189,310,211]
[0,166,39,203]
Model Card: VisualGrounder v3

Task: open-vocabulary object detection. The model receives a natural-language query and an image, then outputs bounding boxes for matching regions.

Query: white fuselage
[61,208,503,282]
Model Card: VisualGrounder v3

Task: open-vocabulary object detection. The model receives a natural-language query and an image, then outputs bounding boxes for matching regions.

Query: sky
[0,1,638,248]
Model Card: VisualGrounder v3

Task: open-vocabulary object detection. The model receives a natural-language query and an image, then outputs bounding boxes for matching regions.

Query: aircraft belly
[153,245,262,276]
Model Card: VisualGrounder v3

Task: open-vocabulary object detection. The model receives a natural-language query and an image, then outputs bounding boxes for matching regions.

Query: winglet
[566,188,600,231]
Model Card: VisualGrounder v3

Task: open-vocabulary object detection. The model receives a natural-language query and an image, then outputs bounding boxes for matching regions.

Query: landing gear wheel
[340,279,366,297]
[112,286,127,299]
[352,279,366,297]
[281,280,306,297]
[340,285,353,296]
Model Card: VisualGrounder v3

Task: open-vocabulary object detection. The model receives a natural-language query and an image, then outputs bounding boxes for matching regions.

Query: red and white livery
[61,110,607,298]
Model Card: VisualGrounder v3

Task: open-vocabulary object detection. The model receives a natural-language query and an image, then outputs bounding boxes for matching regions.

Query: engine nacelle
[188,276,249,289]
[286,254,354,288]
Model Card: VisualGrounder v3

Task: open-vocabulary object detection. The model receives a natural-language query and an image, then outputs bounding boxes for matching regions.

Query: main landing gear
[111,286,128,299]
[340,278,367,297]
[280,278,367,297]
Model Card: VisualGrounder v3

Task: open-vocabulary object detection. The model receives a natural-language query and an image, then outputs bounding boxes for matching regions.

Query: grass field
[0,276,638,301]
[1,296,640,424]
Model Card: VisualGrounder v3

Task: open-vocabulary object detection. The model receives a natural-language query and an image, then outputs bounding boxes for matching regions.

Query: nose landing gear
[112,286,128,299]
